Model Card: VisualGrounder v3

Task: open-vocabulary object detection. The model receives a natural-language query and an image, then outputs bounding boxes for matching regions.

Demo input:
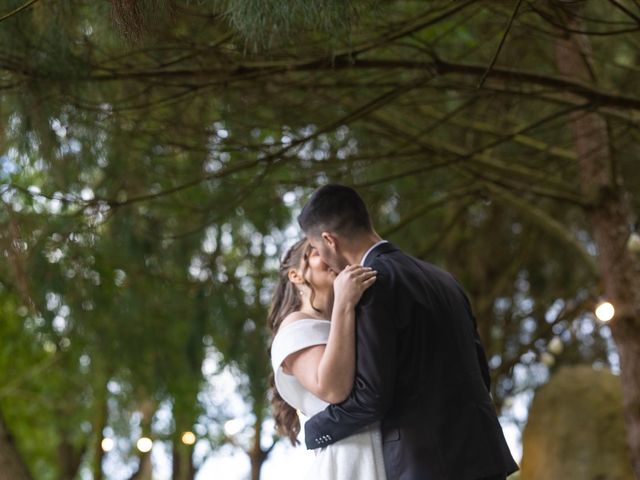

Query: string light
[101,438,114,452]
[595,301,615,322]
[181,431,196,445]
[136,437,153,453]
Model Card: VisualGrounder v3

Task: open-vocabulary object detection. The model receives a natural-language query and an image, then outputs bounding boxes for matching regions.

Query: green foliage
[1,0,638,477]
[216,0,377,48]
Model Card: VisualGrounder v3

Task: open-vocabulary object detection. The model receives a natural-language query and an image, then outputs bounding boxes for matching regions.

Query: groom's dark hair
[297,184,373,237]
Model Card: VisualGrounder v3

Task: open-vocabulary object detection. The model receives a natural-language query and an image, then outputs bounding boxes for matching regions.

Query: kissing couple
[268,184,519,480]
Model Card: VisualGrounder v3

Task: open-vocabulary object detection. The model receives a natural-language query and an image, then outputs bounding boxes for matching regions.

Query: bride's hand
[333,265,377,308]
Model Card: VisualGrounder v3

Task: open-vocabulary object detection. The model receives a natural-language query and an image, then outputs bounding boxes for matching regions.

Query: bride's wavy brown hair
[267,239,319,445]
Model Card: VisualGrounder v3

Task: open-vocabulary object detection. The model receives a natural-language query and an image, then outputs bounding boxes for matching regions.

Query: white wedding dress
[271,319,387,480]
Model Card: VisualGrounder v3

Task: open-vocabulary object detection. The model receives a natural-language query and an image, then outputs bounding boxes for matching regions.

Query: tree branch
[0,0,39,23]
[478,0,523,88]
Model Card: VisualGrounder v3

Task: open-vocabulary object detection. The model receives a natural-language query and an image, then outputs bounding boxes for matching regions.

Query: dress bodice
[271,318,387,480]
[270,319,331,417]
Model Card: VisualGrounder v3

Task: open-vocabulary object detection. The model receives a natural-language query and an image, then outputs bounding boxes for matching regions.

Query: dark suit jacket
[305,242,519,480]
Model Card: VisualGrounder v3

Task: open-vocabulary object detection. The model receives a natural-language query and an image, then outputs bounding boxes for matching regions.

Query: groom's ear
[321,232,337,249]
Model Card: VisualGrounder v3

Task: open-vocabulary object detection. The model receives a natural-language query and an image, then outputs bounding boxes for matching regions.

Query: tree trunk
[129,398,155,480]
[130,452,153,480]
[172,437,195,480]
[0,408,33,480]
[56,432,85,480]
[172,443,181,480]
[188,452,196,480]
[248,415,267,480]
[554,7,640,477]
[91,378,109,480]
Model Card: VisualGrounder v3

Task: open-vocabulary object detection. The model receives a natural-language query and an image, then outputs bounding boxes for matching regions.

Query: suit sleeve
[458,284,492,392]
[304,265,396,450]
[474,324,491,392]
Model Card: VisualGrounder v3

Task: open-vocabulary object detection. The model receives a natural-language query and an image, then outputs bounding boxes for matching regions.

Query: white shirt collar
[360,240,388,265]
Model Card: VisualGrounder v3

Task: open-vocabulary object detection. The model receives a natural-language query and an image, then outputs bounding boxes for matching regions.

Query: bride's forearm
[315,301,356,404]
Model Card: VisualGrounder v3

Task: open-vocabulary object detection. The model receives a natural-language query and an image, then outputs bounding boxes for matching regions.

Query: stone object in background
[521,365,634,480]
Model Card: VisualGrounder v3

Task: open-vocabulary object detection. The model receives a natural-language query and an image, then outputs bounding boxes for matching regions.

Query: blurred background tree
[1,0,639,478]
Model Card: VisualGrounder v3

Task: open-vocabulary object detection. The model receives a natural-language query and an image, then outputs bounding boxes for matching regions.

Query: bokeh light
[181,431,196,445]
[595,301,615,322]
[136,437,153,453]
[224,419,244,437]
[101,438,114,452]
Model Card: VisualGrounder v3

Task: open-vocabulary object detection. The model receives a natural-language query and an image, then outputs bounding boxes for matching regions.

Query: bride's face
[303,246,337,291]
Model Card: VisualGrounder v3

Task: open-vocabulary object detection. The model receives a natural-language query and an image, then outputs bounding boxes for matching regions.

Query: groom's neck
[343,232,383,265]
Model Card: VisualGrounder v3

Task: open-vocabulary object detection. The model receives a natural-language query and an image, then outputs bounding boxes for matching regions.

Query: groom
[298,184,519,480]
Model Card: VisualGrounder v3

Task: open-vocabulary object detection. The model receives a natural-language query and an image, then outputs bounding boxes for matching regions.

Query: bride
[268,239,386,480]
